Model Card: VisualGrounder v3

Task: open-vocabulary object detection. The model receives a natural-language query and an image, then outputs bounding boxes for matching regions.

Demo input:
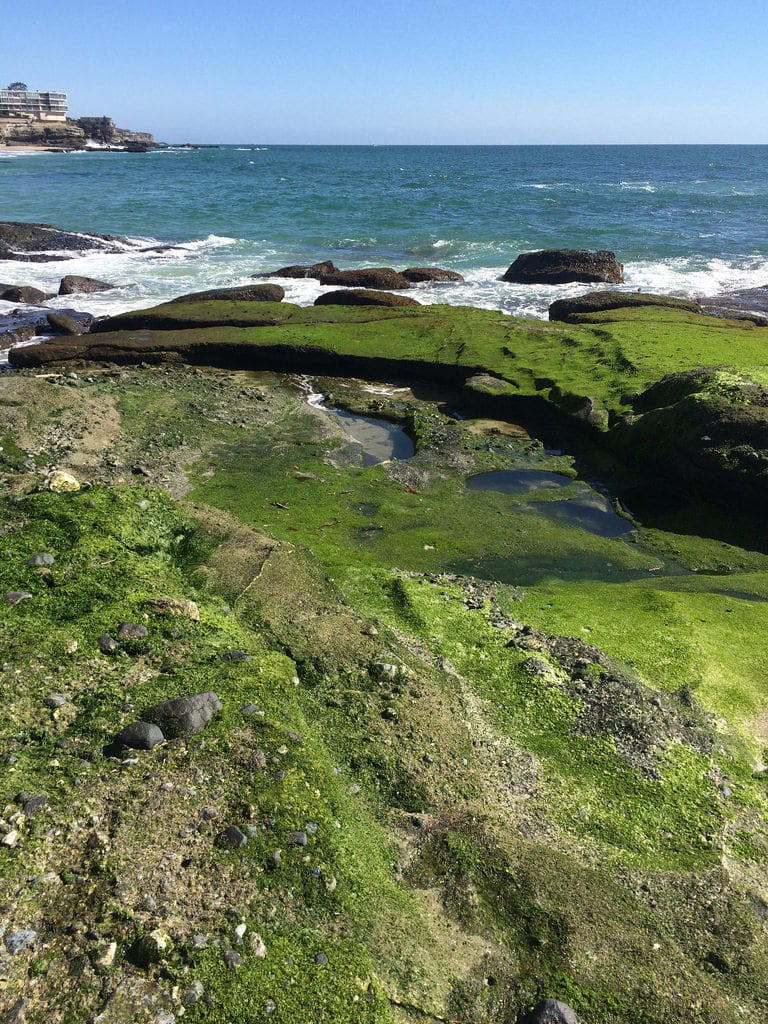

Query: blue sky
[7,0,768,143]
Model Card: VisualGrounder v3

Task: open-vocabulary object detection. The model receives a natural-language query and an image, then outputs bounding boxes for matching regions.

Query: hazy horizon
[7,0,768,146]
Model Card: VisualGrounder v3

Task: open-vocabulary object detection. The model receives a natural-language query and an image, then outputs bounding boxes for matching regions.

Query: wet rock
[6,591,33,605]
[117,622,148,640]
[502,249,623,285]
[98,634,119,654]
[148,691,221,737]
[118,721,164,750]
[549,289,702,322]
[0,285,51,304]
[315,288,420,307]
[5,929,37,955]
[0,221,129,257]
[58,275,115,295]
[46,311,93,336]
[27,552,55,567]
[318,267,413,290]
[221,825,248,848]
[45,469,80,492]
[0,322,37,347]
[170,283,285,303]
[401,266,465,283]
[521,999,578,1024]
[256,260,337,280]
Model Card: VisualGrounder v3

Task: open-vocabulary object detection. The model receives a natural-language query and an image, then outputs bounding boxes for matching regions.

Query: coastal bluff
[0,114,158,151]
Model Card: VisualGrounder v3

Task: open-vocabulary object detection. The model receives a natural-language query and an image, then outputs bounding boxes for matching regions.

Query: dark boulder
[58,275,115,295]
[0,323,37,347]
[256,260,337,280]
[117,622,148,640]
[319,268,412,290]
[46,312,93,336]
[170,283,285,303]
[118,721,164,750]
[520,999,578,1024]
[314,289,420,308]
[502,250,623,285]
[0,221,129,260]
[148,691,222,737]
[549,289,702,322]
[401,267,465,283]
[0,285,51,304]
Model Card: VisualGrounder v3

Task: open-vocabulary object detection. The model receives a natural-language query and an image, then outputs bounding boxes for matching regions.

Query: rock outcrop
[401,267,465,283]
[0,221,132,262]
[257,260,337,280]
[171,283,285,304]
[58,275,115,295]
[549,289,702,322]
[314,288,420,307]
[319,267,412,290]
[0,285,51,304]
[502,249,624,285]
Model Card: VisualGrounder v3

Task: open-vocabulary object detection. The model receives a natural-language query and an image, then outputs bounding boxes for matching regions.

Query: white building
[0,87,68,122]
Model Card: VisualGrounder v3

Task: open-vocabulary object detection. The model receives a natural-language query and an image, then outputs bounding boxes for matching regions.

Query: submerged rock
[315,288,420,307]
[318,267,412,290]
[502,249,623,285]
[58,275,115,295]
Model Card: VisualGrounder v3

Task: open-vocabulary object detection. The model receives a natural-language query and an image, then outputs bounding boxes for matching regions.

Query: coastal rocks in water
[521,1000,578,1024]
[0,323,36,347]
[117,721,164,750]
[0,285,51,305]
[318,267,413,290]
[46,311,93,336]
[501,249,624,285]
[548,289,702,322]
[0,221,131,262]
[701,283,768,324]
[314,288,421,307]
[401,267,465,283]
[171,284,285,303]
[148,691,222,737]
[257,260,338,280]
[58,275,115,296]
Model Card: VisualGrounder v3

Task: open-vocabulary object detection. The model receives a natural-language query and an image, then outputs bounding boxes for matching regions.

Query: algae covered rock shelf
[2,296,768,1024]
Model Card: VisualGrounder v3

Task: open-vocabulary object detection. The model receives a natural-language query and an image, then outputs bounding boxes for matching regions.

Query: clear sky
[6,0,768,144]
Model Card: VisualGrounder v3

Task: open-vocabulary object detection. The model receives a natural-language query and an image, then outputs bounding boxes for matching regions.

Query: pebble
[265,999,277,1015]
[289,830,308,846]
[45,693,67,709]
[5,929,37,955]
[98,635,119,654]
[117,622,148,640]
[221,825,248,848]
[6,592,33,606]
[223,649,251,661]
[223,949,243,968]
[269,849,282,868]
[241,703,260,715]
[192,934,208,950]
[234,923,247,943]
[305,821,319,834]
[27,552,55,567]
[155,1013,175,1024]
[16,793,48,817]
[314,951,328,965]
[251,933,267,958]
[117,721,164,750]
[2,830,20,848]
[183,981,205,1005]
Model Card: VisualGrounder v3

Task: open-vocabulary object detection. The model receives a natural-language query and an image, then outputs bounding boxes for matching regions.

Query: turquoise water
[2,144,768,318]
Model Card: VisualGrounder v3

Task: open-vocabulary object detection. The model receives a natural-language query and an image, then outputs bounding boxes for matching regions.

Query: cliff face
[0,115,157,149]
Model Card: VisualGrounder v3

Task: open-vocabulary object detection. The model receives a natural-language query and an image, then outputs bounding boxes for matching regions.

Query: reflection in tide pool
[466,469,573,494]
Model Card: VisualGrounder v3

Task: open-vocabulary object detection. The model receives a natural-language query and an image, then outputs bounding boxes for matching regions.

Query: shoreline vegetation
[3,221,768,1024]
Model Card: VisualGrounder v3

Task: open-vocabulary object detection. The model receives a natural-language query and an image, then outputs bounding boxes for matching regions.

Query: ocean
[1,144,767,319]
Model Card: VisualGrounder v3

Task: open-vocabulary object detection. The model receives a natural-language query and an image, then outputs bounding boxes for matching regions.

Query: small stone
[184,981,205,1005]
[221,825,248,849]
[98,941,117,967]
[2,830,20,848]
[45,470,80,493]
[199,806,218,821]
[241,703,260,715]
[362,623,379,637]
[192,934,208,950]
[117,721,164,750]
[155,1013,175,1024]
[223,949,243,968]
[45,693,67,709]
[251,933,267,957]
[269,849,282,868]
[98,634,119,654]
[6,592,32,606]
[222,649,251,661]
[18,794,48,817]
[289,830,308,846]
[305,821,319,834]
[235,923,247,944]
[27,552,55,567]
[149,691,221,737]
[370,662,399,680]
[65,639,78,654]
[381,708,397,721]
[314,951,328,965]
[265,999,277,1015]
[117,622,148,640]
[522,999,579,1024]
[5,929,37,955]
[273,769,286,782]
[144,597,200,621]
